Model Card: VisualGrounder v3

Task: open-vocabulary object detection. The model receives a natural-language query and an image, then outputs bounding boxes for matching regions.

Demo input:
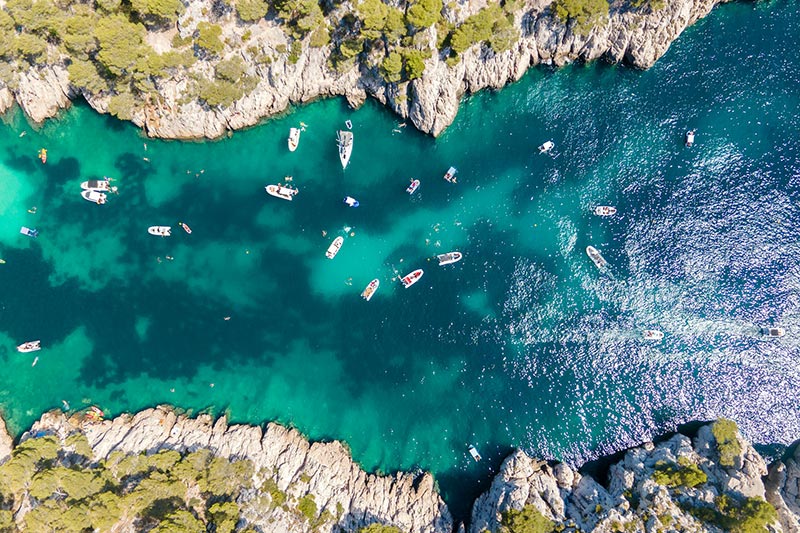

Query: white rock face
[0,0,731,139]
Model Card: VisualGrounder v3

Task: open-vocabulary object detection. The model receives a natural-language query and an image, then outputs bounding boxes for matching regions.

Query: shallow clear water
[1,0,799,517]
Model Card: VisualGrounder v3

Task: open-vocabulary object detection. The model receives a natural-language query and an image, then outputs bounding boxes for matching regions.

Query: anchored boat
[20,227,39,238]
[265,184,298,201]
[594,206,617,216]
[148,226,171,237]
[326,236,344,259]
[538,141,554,153]
[344,196,360,207]
[288,127,300,152]
[361,279,379,301]
[586,246,607,269]
[443,166,457,183]
[643,330,664,341]
[468,445,482,462]
[437,252,462,266]
[399,269,423,288]
[760,327,785,338]
[38,148,47,163]
[686,129,696,147]
[406,179,420,194]
[337,130,353,169]
[179,222,192,234]
[17,340,41,353]
[81,179,113,191]
[81,190,107,204]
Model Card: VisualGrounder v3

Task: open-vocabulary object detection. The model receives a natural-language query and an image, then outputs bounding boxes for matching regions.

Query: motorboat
[643,330,664,341]
[81,190,107,204]
[399,269,423,288]
[686,129,696,147]
[344,196,360,207]
[437,252,462,266]
[443,166,457,183]
[586,246,607,269]
[38,148,47,163]
[17,340,41,353]
[538,141,554,153]
[20,226,39,238]
[594,206,617,216]
[361,279,379,301]
[760,327,785,338]
[468,445,482,462]
[406,179,420,194]
[326,236,344,259]
[81,179,112,191]
[337,130,353,169]
[288,127,300,152]
[148,226,171,237]
[265,184,298,201]
[179,222,192,234]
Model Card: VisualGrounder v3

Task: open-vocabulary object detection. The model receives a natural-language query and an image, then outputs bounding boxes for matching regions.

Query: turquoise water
[1,0,800,516]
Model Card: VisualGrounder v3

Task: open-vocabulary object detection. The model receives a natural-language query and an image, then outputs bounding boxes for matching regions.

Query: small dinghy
[17,340,41,353]
[406,179,420,194]
[538,141,554,153]
[265,184,298,201]
[344,196,360,207]
[437,252,462,266]
[288,127,300,152]
[81,190,107,204]
[361,279,379,301]
[685,129,696,147]
[148,226,171,237]
[399,269,423,288]
[443,166,457,183]
[586,246,607,269]
[179,222,192,234]
[468,445,482,462]
[594,206,617,216]
[20,226,39,238]
[643,330,664,341]
[760,327,785,338]
[326,236,344,259]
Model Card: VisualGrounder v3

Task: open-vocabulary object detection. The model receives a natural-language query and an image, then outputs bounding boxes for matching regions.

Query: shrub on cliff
[195,22,225,55]
[685,494,777,533]
[651,456,707,488]
[61,9,100,59]
[406,0,442,29]
[235,0,269,22]
[712,419,742,467]
[358,525,403,533]
[501,505,555,533]
[94,14,149,76]
[449,5,519,55]
[402,48,429,79]
[274,0,325,39]
[130,0,184,25]
[551,0,609,36]
[380,51,403,82]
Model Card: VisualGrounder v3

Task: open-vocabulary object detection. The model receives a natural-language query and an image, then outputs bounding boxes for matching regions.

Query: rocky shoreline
[0,0,734,140]
[1,406,799,532]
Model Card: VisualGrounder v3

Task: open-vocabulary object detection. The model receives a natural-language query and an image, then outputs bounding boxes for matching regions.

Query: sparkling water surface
[1,0,799,517]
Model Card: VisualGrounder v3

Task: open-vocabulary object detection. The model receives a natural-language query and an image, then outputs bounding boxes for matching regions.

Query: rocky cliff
[0,0,733,139]
[3,406,800,532]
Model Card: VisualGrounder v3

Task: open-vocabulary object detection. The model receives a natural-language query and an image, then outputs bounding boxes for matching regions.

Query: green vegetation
[130,0,184,25]
[380,51,403,82]
[406,0,443,29]
[274,0,325,39]
[551,0,609,36]
[358,525,403,533]
[630,0,665,10]
[500,505,556,533]
[235,0,269,22]
[651,456,708,488]
[450,5,518,54]
[0,435,254,533]
[195,22,225,55]
[297,493,318,521]
[685,494,777,533]
[712,419,742,467]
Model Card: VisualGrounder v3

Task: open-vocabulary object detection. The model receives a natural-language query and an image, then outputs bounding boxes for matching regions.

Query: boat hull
[338,131,353,169]
[81,190,107,204]
[288,128,300,152]
[148,226,171,236]
[17,340,41,353]
[361,279,379,301]
[265,185,296,201]
[399,269,423,288]
[81,180,110,191]
[586,246,607,269]
[406,179,420,194]
[180,223,192,234]
[443,167,457,183]
[594,206,617,216]
[437,252,462,266]
[643,330,664,340]
[326,236,344,259]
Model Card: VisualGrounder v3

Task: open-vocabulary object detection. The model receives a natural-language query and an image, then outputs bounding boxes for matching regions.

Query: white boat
[437,252,462,266]
[344,196,360,207]
[265,184,298,201]
[81,190,107,204]
[760,327,785,338]
[17,340,41,353]
[20,226,39,238]
[179,222,192,234]
[361,279,379,301]
[443,166,457,183]
[643,330,664,341]
[81,179,111,191]
[406,179,420,194]
[538,140,554,153]
[399,269,423,288]
[594,206,617,216]
[326,236,344,259]
[468,445,482,462]
[586,246,607,269]
[148,226,171,237]
[686,129,696,147]
[288,127,300,152]
[338,130,353,169]
[345,120,353,130]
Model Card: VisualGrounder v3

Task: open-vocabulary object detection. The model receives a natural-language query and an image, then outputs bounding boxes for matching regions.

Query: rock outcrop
[0,0,734,139]
[1,408,797,532]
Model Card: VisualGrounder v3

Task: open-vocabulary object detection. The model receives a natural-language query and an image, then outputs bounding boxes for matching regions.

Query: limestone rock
[0,415,13,464]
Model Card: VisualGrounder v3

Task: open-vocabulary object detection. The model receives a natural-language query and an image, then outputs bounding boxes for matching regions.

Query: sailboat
[337,131,353,169]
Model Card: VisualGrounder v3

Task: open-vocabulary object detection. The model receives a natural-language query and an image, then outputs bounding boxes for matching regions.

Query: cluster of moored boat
[79,177,117,205]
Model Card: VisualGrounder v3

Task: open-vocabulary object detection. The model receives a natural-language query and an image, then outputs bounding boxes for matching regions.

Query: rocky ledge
[2,406,800,532]
[0,0,733,139]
